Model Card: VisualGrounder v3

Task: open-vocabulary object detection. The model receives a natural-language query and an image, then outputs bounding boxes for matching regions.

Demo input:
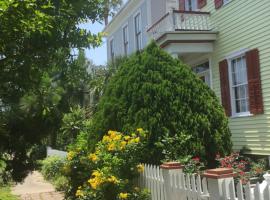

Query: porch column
[160,162,183,200]
[203,168,236,200]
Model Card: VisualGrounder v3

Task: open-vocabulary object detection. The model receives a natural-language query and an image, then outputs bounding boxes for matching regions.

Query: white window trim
[133,10,143,51]
[223,0,231,6]
[122,23,129,56]
[226,49,252,118]
[109,37,115,61]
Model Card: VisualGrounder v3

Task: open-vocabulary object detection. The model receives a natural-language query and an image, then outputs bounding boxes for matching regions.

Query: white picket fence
[139,164,270,200]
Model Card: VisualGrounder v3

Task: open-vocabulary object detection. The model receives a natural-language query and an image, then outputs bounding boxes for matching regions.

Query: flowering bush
[179,156,205,174]
[64,129,150,200]
[216,153,266,184]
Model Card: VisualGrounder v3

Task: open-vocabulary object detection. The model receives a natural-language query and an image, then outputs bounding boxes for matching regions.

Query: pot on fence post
[160,162,183,200]
[203,168,236,200]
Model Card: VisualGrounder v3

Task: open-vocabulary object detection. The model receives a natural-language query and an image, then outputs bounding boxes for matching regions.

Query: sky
[82,22,107,66]
[83,0,128,66]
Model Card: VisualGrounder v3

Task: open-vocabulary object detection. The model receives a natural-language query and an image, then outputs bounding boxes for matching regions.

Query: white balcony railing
[147,10,213,40]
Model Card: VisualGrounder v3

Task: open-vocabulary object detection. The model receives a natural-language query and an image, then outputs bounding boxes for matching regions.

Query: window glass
[134,13,142,50]
[230,56,249,114]
[123,25,128,55]
[185,0,198,11]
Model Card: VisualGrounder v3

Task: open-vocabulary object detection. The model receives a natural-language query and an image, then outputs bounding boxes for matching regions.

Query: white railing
[147,10,212,40]
[139,164,270,200]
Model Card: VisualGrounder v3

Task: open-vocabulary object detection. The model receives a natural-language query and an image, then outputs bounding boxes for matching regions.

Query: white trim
[122,23,129,55]
[133,10,143,51]
[147,0,152,27]
[226,48,249,60]
[103,0,145,36]
[227,50,250,118]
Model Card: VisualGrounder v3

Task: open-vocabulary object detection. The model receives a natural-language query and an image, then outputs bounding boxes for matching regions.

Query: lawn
[0,187,18,200]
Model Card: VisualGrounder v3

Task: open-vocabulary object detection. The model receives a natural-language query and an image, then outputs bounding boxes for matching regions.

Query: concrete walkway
[12,171,64,200]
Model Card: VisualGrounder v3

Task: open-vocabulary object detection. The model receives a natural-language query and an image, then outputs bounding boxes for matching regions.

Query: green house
[104,0,270,156]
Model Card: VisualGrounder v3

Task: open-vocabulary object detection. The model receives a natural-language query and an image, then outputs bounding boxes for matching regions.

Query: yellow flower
[102,135,111,143]
[119,192,128,199]
[75,189,84,197]
[107,143,116,151]
[137,128,143,132]
[137,164,144,173]
[67,151,75,161]
[113,134,122,141]
[124,136,131,141]
[120,141,127,150]
[107,176,119,184]
[134,137,140,143]
[92,170,101,177]
[89,153,98,162]
[108,130,117,139]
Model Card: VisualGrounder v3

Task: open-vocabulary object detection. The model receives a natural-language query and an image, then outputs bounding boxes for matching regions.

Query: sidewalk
[12,171,64,200]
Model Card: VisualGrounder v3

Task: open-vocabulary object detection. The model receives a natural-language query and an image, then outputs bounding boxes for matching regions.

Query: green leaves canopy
[91,42,232,165]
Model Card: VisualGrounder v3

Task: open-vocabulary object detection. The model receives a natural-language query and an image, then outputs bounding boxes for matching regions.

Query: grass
[0,186,18,200]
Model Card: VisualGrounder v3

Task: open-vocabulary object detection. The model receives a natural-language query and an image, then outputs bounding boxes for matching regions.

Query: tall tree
[0,0,121,181]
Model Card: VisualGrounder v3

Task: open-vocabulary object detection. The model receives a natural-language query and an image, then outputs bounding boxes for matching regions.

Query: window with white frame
[134,13,142,51]
[123,25,129,56]
[229,55,249,115]
[110,39,115,61]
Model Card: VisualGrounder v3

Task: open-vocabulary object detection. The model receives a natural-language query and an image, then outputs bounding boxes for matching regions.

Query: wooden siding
[204,0,270,154]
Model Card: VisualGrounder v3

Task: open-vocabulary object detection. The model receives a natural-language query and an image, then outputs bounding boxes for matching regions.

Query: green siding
[204,0,270,154]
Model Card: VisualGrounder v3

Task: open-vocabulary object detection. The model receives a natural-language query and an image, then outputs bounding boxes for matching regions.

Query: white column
[203,168,236,200]
[160,162,183,200]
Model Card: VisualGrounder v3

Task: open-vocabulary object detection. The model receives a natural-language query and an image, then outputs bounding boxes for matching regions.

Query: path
[12,171,64,200]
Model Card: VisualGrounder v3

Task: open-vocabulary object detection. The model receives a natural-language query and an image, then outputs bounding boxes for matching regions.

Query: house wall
[106,0,150,61]
[150,0,167,24]
[202,0,270,154]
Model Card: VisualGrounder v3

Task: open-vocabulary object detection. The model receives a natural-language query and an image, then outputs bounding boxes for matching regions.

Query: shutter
[179,0,185,11]
[246,49,264,114]
[214,0,223,9]
[198,0,207,9]
[219,59,231,116]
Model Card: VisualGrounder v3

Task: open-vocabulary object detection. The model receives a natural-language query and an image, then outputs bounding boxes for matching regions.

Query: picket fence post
[203,168,236,200]
[160,162,183,200]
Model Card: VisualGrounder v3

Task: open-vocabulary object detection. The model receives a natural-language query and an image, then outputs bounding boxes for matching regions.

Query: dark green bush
[91,42,232,166]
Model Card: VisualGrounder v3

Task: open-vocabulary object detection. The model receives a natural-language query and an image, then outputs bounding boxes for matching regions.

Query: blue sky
[83,0,128,66]
[82,22,107,66]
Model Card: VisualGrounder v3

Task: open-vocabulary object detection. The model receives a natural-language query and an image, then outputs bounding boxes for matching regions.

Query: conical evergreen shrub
[91,42,232,165]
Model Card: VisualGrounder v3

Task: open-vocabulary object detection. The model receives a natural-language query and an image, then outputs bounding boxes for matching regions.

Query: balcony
[147,10,217,55]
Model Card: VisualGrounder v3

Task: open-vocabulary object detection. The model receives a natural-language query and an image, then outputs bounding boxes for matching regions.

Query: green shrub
[91,41,232,166]
[0,186,18,200]
[54,175,69,191]
[64,129,150,200]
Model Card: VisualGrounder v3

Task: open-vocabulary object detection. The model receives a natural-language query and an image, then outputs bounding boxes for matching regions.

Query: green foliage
[179,156,205,174]
[91,42,232,166]
[40,156,68,191]
[64,129,150,200]
[56,106,89,150]
[0,0,122,181]
[0,187,18,200]
[0,158,12,186]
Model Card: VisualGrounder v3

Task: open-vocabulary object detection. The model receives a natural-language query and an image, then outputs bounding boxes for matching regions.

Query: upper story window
[185,0,198,11]
[134,12,142,51]
[215,0,230,9]
[123,25,129,56]
[110,39,115,61]
[229,55,249,115]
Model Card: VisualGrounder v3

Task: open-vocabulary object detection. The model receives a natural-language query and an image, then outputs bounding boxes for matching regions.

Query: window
[223,0,230,5]
[123,25,129,56]
[193,62,211,87]
[110,39,115,61]
[134,13,142,51]
[229,55,249,115]
[185,0,198,11]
